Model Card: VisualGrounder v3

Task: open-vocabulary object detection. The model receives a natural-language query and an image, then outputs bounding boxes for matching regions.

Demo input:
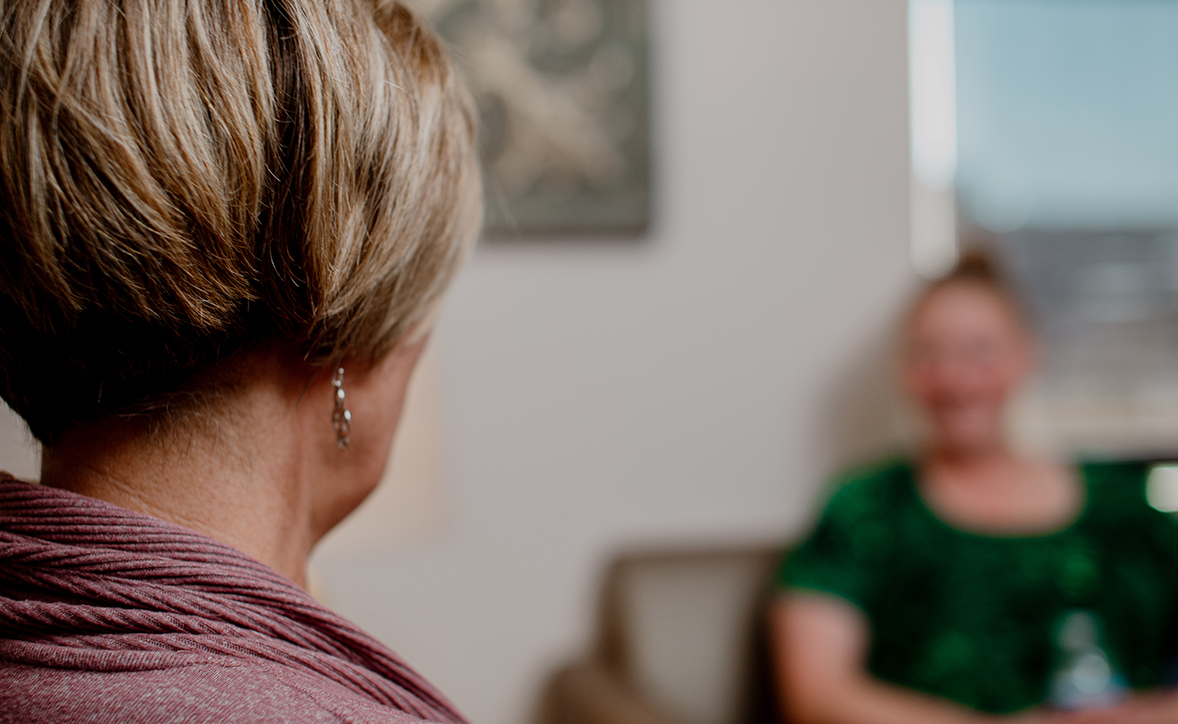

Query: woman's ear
[304,335,431,541]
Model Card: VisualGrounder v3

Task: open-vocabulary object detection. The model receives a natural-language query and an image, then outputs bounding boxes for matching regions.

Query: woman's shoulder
[1077,457,1156,521]
[0,656,441,724]
[1079,457,1151,483]
[778,457,916,600]
[830,455,914,496]
[819,456,915,521]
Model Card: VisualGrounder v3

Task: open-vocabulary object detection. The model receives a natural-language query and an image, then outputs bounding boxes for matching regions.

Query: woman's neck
[920,446,1080,535]
[40,368,318,587]
[37,341,422,588]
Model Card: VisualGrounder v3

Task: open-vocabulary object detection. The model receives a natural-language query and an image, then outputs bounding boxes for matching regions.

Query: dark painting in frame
[407,0,651,237]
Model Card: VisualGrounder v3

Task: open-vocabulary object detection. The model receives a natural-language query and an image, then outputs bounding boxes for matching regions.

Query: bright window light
[1146,464,1178,513]
[910,0,957,192]
[909,0,958,279]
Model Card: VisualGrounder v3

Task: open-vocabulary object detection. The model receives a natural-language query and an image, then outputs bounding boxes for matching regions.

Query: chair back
[595,545,785,724]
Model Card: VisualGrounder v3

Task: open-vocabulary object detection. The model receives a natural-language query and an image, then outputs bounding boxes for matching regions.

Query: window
[911,0,1178,452]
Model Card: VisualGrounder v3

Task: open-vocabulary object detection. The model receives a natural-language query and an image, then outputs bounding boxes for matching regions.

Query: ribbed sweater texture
[0,475,466,723]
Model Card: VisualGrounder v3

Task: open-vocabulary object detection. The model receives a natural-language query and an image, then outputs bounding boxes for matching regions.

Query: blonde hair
[0,0,482,444]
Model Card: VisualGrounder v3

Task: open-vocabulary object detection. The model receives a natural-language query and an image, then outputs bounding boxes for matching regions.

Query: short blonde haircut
[0,0,482,444]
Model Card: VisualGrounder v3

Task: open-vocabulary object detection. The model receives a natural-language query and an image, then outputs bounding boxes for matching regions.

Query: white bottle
[1048,610,1128,711]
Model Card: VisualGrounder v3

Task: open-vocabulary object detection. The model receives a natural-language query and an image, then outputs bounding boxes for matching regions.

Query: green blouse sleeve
[1088,460,1178,564]
[1133,466,1178,568]
[775,463,902,611]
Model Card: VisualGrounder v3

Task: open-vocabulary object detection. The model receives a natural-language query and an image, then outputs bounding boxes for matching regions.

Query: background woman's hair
[0,0,482,444]
[940,248,1005,288]
[917,248,1030,327]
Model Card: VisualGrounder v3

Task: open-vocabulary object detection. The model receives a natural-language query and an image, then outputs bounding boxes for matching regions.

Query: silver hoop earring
[332,367,351,451]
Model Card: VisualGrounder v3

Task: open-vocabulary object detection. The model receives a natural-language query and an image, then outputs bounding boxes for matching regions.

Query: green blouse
[776,458,1178,714]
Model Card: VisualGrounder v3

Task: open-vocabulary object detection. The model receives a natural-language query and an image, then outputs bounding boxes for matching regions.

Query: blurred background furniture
[535,545,786,724]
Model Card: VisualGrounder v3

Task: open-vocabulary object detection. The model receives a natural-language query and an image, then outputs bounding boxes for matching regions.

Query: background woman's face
[903,283,1032,455]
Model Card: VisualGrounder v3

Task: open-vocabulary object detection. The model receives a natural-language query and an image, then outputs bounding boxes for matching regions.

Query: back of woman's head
[0,0,482,445]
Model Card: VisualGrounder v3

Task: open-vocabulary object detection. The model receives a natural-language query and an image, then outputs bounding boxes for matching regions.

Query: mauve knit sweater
[0,475,467,723]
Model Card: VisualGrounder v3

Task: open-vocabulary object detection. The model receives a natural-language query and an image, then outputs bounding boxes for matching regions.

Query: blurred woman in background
[771,252,1178,723]
[0,1,480,721]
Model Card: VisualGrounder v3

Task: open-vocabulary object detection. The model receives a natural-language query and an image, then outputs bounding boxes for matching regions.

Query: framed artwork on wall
[407,0,651,236]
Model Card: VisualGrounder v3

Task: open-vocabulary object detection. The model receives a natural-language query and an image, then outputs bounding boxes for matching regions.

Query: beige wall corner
[0,402,39,481]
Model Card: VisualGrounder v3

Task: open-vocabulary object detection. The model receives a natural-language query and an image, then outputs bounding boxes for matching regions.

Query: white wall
[0,2,916,723]
[316,2,914,723]
[0,405,38,481]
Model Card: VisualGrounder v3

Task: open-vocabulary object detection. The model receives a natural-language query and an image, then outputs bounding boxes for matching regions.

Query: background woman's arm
[770,593,1046,724]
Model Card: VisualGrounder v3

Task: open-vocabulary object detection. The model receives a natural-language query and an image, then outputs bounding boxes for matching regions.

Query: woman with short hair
[0,1,481,721]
